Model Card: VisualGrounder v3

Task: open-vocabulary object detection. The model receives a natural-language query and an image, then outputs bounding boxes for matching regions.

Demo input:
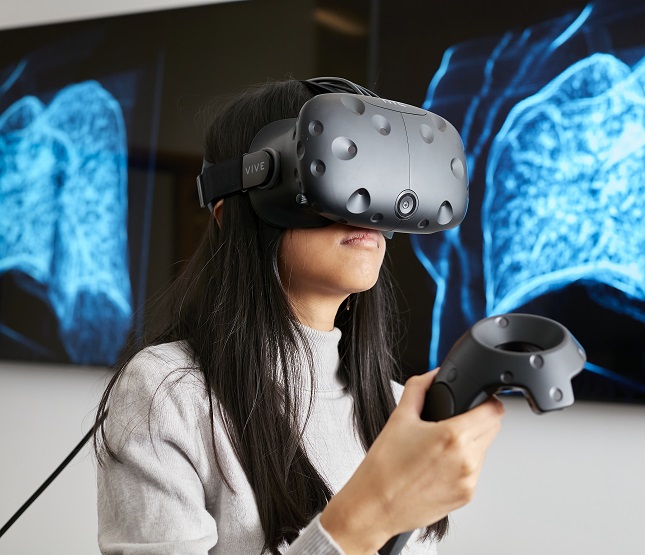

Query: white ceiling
[0,0,245,30]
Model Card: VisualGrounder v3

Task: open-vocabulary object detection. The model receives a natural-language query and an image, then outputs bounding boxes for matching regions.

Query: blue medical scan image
[0,28,160,366]
[0,80,131,364]
[414,0,645,402]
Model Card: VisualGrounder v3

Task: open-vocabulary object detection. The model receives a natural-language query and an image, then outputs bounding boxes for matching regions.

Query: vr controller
[422,313,587,421]
[380,313,586,555]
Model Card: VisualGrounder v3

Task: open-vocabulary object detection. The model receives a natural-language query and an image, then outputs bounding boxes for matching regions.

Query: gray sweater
[97,326,436,554]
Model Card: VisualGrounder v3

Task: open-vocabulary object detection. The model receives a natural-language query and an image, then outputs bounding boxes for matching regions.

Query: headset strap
[196,150,273,208]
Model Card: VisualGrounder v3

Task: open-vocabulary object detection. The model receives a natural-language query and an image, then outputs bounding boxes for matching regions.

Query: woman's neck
[288,294,347,331]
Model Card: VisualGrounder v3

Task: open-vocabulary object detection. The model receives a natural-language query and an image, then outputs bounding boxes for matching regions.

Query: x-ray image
[0,27,161,366]
[414,0,645,402]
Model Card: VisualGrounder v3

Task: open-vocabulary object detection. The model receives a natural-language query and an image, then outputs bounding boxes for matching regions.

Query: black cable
[305,76,379,97]
[379,530,413,554]
[0,414,104,539]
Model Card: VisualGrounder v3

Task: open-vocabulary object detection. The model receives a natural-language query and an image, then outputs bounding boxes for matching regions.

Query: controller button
[501,371,514,384]
[446,368,458,383]
[550,387,564,402]
[529,354,544,368]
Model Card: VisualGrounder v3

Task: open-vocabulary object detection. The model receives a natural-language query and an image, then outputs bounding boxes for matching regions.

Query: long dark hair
[95,79,447,553]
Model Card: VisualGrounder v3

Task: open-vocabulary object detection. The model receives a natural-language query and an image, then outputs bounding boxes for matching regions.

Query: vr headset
[196,77,469,235]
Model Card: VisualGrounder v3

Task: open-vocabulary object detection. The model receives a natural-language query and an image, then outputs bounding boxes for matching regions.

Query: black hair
[94,78,447,553]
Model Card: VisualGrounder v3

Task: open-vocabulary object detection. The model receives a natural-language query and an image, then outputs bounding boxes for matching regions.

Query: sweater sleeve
[286,514,345,554]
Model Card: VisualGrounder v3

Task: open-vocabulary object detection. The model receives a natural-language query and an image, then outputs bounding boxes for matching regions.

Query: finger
[447,396,505,438]
[480,395,506,417]
[397,369,439,416]
[473,415,503,447]
[468,401,505,446]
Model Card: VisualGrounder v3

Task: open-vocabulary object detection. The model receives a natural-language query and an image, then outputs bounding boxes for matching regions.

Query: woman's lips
[340,229,381,247]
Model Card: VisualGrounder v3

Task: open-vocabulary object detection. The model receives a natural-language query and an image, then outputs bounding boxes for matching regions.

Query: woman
[94,78,504,555]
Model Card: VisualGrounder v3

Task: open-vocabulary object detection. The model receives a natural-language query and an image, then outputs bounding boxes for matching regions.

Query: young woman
[94,78,504,555]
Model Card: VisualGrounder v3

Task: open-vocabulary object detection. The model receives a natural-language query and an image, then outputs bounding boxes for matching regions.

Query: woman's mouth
[340,229,381,248]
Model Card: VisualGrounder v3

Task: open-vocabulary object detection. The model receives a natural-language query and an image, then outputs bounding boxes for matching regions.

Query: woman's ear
[213,199,224,229]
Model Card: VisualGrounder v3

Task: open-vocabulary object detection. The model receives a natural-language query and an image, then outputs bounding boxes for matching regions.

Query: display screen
[412,0,645,402]
[0,0,316,368]
[0,26,161,365]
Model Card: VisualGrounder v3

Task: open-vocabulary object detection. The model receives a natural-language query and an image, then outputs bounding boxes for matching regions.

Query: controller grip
[420,382,456,421]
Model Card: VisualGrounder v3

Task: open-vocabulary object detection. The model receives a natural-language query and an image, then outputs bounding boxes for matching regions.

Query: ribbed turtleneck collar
[295,323,345,394]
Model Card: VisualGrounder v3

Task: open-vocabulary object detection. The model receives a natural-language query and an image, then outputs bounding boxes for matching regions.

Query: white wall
[0,361,113,554]
[0,0,243,30]
[440,397,645,555]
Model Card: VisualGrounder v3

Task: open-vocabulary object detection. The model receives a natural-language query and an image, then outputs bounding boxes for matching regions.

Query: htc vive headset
[196,77,469,235]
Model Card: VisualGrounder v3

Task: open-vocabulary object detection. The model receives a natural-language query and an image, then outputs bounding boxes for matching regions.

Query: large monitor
[0,0,316,368]
[0,27,161,366]
[412,0,645,403]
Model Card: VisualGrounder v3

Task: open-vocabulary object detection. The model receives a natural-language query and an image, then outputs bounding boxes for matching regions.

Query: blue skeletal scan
[484,53,645,318]
[0,80,132,364]
[413,0,645,393]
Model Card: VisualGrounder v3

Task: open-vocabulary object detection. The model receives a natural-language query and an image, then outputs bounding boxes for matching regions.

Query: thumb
[397,369,439,416]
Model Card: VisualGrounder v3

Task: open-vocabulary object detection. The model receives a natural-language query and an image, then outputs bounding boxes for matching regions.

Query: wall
[0,0,243,30]
[0,362,112,554]
[440,397,645,554]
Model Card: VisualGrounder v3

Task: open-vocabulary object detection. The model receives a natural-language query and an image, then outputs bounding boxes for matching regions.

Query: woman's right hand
[320,369,505,554]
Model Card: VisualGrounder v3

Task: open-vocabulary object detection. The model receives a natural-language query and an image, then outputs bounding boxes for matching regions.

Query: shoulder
[118,341,203,394]
[106,342,207,439]
[127,340,196,372]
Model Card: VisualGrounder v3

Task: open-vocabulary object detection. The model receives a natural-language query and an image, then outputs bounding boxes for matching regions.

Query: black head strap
[196,150,275,210]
